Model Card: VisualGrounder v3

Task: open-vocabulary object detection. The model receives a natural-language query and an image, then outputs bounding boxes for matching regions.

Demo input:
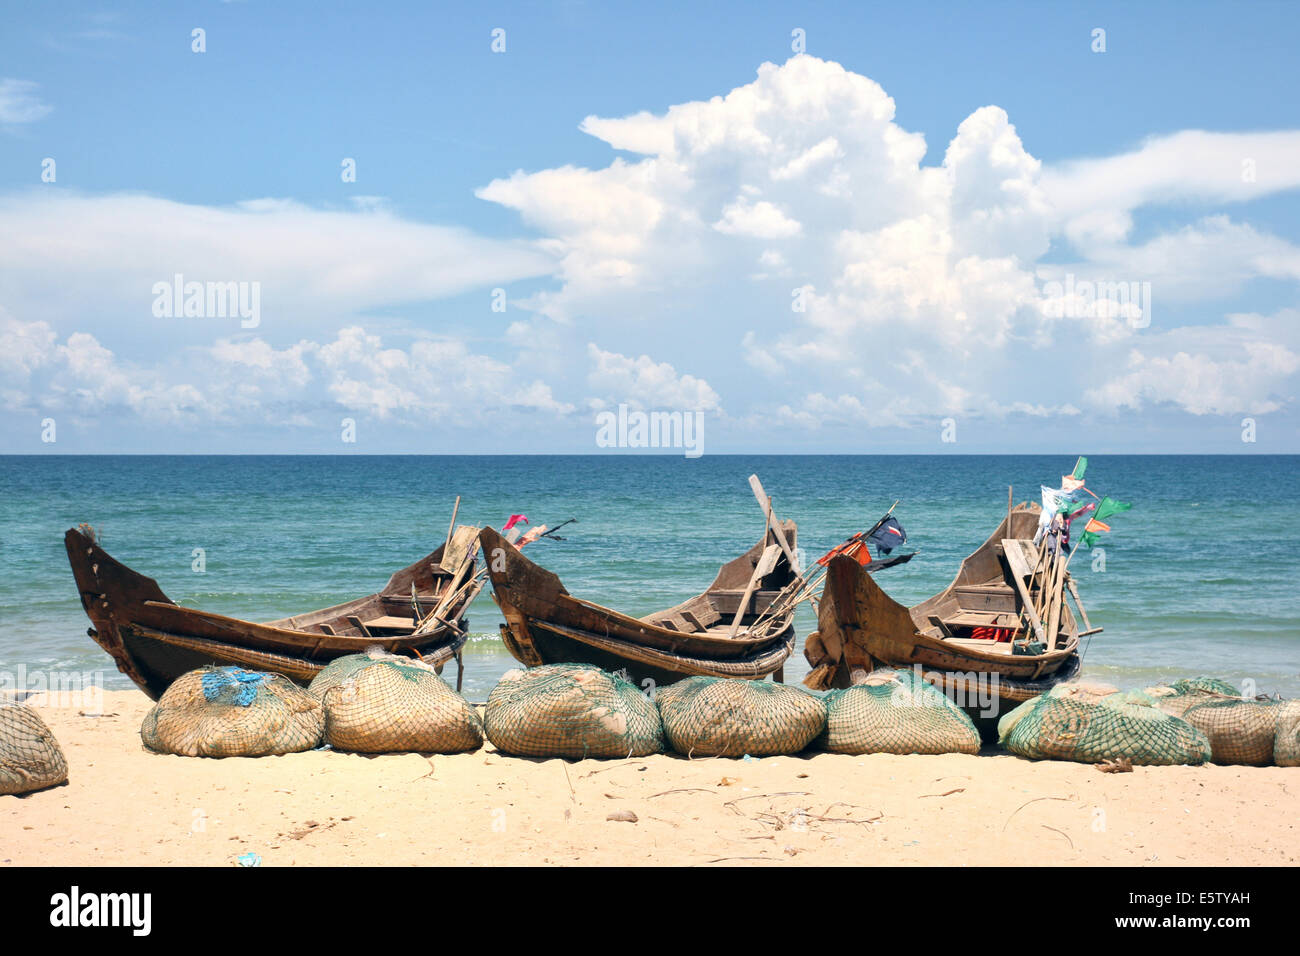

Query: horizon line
[1,451,1295,458]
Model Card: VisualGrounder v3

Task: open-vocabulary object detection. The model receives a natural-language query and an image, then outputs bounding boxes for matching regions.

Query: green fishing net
[656,676,826,757]
[818,669,981,755]
[1167,676,1240,697]
[1147,678,1280,766]
[0,698,68,795]
[141,666,323,757]
[308,651,482,754]
[998,683,1210,766]
[484,664,664,759]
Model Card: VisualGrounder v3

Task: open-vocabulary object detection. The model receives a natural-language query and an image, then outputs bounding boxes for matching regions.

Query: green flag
[1093,496,1132,522]
[1071,456,1088,480]
[1079,528,1105,549]
[1078,497,1131,548]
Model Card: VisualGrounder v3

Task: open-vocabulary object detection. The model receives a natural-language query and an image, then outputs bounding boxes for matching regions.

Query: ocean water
[1,455,1296,700]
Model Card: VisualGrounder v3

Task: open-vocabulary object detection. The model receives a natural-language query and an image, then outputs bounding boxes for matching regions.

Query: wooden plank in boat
[689,602,722,627]
[709,589,779,615]
[754,543,782,578]
[942,610,1019,628]
[953,583,1017,612]
[1000,538,1047,643]
[943,637,1015,654]
[440,525,480,573]
[363,615,418,631]
[679,611,708,632]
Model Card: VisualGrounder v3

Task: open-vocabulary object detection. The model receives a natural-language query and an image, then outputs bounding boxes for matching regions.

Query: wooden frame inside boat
[481,520,801,687]
[64,525,483,699]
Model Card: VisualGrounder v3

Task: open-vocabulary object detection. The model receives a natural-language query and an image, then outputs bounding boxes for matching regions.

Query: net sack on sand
[0,699,69,795]
[1167,676,1240,697]
[817,669,980,755]
[141,667,323,757]
[1147,681,1279,766]
[998,683,1211,766]
[484,664,663,759]
[308,650,482,754]
[1275,700,1300,768]
[656,676,826,758]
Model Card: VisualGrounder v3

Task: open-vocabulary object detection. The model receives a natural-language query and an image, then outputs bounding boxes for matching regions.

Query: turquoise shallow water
[1,455,1296,700]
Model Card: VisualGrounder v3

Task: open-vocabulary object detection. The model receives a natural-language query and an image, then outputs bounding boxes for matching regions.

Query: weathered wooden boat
[64,525,484,699]
[803,502,1098,725]
[480,520,801,687]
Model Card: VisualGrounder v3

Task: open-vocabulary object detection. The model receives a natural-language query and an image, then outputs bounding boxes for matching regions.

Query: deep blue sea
[1,455,1296,700]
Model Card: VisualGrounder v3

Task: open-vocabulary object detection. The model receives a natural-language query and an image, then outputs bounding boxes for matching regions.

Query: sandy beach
[2,689,1295,867]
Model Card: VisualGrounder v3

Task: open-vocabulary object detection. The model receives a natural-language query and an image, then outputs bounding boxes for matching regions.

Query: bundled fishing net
[656,676,826,757]
[817,669,980,755]
[308,650,482,754]
[141,667,323,757]
[0,699,69,795]
[1146,679,1279,766]
[1166,676,1240,697]
[997,682,1211,766]
[484,664,663,759]
[1275,700,1300,768]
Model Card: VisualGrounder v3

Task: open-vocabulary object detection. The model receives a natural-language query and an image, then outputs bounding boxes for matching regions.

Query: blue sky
[2,1,1298,453]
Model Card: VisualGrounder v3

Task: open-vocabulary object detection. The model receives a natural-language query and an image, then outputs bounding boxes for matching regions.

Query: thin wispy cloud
[0,79,52,125]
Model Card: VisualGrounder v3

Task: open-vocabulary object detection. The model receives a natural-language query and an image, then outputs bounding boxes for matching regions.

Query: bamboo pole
[1044,550,1067,650]
[1066,577,1098,636]
[412,563,485,637]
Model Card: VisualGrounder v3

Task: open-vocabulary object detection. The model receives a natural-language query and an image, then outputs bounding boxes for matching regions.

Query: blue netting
[200,667,266,707]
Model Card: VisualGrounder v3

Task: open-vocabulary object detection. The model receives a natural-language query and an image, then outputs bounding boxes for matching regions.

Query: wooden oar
[729,544,781,638]
[729,499,775,638]
[1001,538,1047,644]
[748,474,799,572]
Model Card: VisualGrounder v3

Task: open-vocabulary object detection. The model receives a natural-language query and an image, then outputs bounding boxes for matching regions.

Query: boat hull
[497,621,795,689]
[483,524,798,686]
[65,527,476,699]
[884,653,1082,737]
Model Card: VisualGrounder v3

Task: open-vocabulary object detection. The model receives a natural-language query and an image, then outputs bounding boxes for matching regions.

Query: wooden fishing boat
[803,502,1099,723]
[481,520,802,687]
[64,524,484,699]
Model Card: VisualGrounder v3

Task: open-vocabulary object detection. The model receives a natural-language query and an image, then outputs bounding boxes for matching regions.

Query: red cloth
[970,626,1014,643]
[816,537,872,567]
